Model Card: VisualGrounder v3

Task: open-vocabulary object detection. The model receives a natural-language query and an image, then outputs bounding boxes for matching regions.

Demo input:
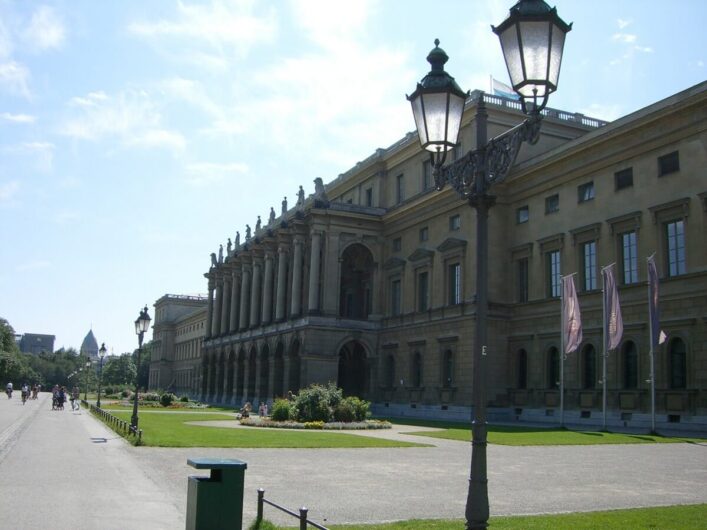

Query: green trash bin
[186,457,248,530]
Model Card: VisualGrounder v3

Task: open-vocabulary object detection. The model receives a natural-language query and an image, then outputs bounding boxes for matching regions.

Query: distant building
[148,294,208,392]
[80,329,99,360]
[18,333,55,355]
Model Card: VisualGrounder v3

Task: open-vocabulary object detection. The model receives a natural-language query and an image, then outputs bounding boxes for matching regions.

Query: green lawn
[251,504,707,530]
[381,417,706,446]
[102,402,238,413]
[107,411,426,448]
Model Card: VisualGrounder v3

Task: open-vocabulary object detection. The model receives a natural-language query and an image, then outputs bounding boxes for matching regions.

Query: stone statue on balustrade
[245,224,251,241]
[281,196,288,216]
[227,238,232,255]
[210,252,217,268]
[269,207,276,226]
[256,215,262,232]
[313,177,329,208]
[218,244,224,263]
[296,185,305,209]
[235,231,240,247]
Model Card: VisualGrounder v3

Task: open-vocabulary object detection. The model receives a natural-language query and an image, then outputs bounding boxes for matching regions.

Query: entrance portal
[337,341,368,398]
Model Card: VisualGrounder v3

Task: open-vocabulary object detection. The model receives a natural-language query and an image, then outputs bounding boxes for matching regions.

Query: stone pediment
[436,237,467,253]
[383,257,406,270]
[408,248,435,262]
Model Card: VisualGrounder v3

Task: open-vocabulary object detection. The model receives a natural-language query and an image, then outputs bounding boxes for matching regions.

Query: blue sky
[1,0,705,355]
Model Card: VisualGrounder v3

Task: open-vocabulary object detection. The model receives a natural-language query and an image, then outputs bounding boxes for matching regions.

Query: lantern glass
[411,91,465,153]
[99,343,107,359]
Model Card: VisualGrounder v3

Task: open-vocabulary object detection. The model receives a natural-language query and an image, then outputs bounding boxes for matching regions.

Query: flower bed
[240,417,391,430]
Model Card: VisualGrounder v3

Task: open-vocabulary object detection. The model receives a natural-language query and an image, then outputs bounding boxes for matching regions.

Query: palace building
[150,82,706,431]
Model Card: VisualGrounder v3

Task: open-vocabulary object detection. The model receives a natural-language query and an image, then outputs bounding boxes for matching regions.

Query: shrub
[303,421,324,429]
[333,400,356,422]
[293,382,342,423]
[160,393,177,407]
[121,389,132,398]
[346,396,371,421]
[179,395,189,403]
[271,398,294,421]
[142,392,160,402]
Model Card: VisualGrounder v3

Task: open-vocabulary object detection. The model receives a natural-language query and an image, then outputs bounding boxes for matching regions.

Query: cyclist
[5,381,12,399]
[21,383,29,404]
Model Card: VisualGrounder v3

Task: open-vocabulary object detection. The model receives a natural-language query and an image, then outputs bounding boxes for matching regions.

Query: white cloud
[185,161,248,186]
[0,17,12,59]
[23,6,65,51]
[0,60,31,98]
[128,0,277,64]
[62,89,185,152]
[617,19,632,30]
[0,180,20,201]
[612,33,637,44]
[1,112,35,123]
[634,45,653,53]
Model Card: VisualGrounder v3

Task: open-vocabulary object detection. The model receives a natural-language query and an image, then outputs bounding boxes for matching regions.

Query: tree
[0,318,19,354]
[102,354,136,387]
[132,341,151,390]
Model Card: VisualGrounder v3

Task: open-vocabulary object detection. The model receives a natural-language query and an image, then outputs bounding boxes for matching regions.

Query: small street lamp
[407,1,570,528]
[97,342,107,408]
[83,359,91,401]
[131,306,151,433]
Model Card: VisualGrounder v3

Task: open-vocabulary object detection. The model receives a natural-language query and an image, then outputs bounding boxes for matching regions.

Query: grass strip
[249,504,707,530]
[380,417,706,446]
[108,411,427,448]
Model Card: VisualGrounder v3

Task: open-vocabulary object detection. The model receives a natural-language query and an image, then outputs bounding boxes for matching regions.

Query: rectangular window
[392,237,401,252]
[517,205,529,224]
[666,220,686,276]
[546,250,561,298]
[449,214,461,231]
[621,231,639,284]
[448,263,461,305]
[518,258,529,303]
[578,182,595,203]
[419,226,428,242]
[582,241,597,291]
[545,194,559,214]
[658,151,680,176]
[615,168,633,190]
[391,279,401,316]
[417,271,429,312]
[396,174,405,203]
[422,160,432,191]
[365,187,373,207]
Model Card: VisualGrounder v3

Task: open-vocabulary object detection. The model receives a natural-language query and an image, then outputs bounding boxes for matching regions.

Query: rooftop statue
[227,238,232,254]
[256,215,262,232]
[269,207,276,225]
[210,252,217,268]
[235,231,240,247]
[218,244,224,263]
[245,224,251,241]
[281,196,288,215]
[313,177,329,207]
[296,185,305,209]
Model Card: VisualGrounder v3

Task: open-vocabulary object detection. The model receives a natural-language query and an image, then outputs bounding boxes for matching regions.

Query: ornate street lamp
[83,359,91,401]
[97,342,107,408]
[408,2,570,528]
[131,306,151,433]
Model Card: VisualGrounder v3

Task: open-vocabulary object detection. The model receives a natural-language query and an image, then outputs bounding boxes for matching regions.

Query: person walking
[5,381,13,399]
[71,386,80,411]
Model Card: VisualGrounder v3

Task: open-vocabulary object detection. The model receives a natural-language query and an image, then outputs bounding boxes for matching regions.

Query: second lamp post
[131,306,151,433]
[407,1,571,528]
[97,342,107,408]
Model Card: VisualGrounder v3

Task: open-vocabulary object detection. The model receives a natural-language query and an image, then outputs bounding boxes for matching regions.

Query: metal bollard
[257,488,264,522]
[299,507,308,530]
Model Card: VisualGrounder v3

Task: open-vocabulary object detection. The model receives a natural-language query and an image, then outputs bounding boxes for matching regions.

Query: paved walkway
[1,395,706,528]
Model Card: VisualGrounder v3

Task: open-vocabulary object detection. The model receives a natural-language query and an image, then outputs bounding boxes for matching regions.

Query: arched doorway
[225,350,235,402]
[339,244,374,319]
[216,352,225,402]
[248,347,257,401]
[288,340,301,394]
[201,355,209,399]
[236,349,245,401]
[338,340,368,398]
[259,345,270,401]
[273,342,284,398]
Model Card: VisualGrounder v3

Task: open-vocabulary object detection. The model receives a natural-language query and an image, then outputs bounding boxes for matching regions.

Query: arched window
[517,349,528,389]
[547,347,559,389]
[412,352,423,388]
[623,341,638,389]
[442,350,453,388]
[384,354,395,388]
[582,345,596,389]
[669,338,687,389]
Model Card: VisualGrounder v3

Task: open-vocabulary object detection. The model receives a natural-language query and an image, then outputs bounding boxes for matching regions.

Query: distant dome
[80,329,99,358]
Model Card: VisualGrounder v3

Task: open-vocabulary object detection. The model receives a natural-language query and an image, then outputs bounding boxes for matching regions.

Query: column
[275,246,288,321]
[261,252,274,325]
[220,276,231,335]
[205,281,214,338]
[250,259,262,328]
[212,281,222,336]
[307,231,322,314]
[290,237,304,317]
[229,269,240,333]
[239,267,251,330]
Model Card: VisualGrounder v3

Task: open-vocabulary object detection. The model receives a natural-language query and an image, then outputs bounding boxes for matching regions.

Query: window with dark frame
[396,173,404,203]
[621,231,639,284]
[666,219,686,276]
[449,214,461,231]
[517,258,529,303]
[392,237,401,252]
[623,341,638,389]
[412,352,423,387]
[365,187,373,207]
[582,241,597,291]
[442,350,453,388]
[615,167,633,190]
[390,278,401,316]
[419,226,428,242]
[422,159,432,191]
[583,345,596,389]
[658,151,680,176]
[448,262,461,305]
[545,194,559,214]
[517,349,528,389]
[547,347,559,389]
[578,182,595,203]
[417,271,429,312]
[546,250,561,298]
[669,338,686,389]
[517,205,529,224]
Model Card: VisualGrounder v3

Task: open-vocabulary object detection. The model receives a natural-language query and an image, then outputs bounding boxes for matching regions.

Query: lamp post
[407,2,570,528]
[83,359,91,401]
[131,306,151,433]
[97,342,107,408]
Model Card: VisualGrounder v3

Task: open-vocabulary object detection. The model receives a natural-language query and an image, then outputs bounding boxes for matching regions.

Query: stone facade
[148,294,207,393]
[160,83,707,431]
[18,333,55,355]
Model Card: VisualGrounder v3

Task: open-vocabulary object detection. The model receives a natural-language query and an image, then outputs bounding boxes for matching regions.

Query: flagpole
[560,277,565,428]
[647,254,657,434]
[601,265,610,432]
